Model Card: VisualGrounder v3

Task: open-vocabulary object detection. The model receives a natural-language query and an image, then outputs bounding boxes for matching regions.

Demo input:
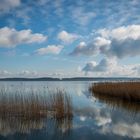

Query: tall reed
[0,86,73,135]
[0,87,73,120]
[90,82,140,102]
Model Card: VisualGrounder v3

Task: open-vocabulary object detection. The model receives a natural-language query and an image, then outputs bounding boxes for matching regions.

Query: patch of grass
[90,82,140,102]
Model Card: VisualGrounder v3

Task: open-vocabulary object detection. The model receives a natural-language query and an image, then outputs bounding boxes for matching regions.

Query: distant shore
[0,77,140,81]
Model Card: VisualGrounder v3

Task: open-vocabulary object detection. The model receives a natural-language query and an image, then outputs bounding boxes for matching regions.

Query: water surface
[0,81,140,140]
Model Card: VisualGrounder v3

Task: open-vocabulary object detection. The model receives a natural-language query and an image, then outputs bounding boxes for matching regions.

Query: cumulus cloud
[0,0,21,13]
[72,25,140,59]
[35,45,64,55]
[98,25,140,40]
[0,27,47,48]
[82,58,140,76]
[71,37,110,56]
[83,58,115,72]
[57,30,79,44]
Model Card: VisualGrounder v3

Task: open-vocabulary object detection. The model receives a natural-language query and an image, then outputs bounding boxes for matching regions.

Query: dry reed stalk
[0,87,73,120]
[90,82,140,102]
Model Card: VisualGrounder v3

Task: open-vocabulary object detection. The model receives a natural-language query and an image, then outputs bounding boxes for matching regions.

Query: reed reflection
[90,84,140,115]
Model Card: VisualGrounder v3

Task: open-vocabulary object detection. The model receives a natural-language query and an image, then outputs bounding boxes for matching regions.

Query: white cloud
[0,0,21,13]
[71,37,111,56]
[82,58,140,76]
[35,45,64,55]
[0,27,47,48]
[97,25,140,58]
[0,70,11,77]
[83,58,117,72]
[71,7,96,26]
[0,70,39,78]
[98,25,140,41]
[57,30,79,44]
[15,6,32,26]
[72,25,140,58]
[19,70,38,77]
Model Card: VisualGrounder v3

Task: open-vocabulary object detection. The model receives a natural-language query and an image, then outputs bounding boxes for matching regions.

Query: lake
[0,81,140,140]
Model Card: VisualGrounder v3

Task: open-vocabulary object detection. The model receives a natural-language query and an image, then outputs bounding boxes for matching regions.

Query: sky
[0,0,140,78]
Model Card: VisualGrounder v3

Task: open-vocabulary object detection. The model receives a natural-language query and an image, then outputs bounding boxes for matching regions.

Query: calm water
[0,81,140,140]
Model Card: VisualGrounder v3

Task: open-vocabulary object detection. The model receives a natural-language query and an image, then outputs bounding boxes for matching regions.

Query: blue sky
[0,0,140,78]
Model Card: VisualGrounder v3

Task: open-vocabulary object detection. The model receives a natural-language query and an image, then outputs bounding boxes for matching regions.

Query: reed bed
[0,88,73,120]
[90,82,140,102]
[0,86,73,135]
